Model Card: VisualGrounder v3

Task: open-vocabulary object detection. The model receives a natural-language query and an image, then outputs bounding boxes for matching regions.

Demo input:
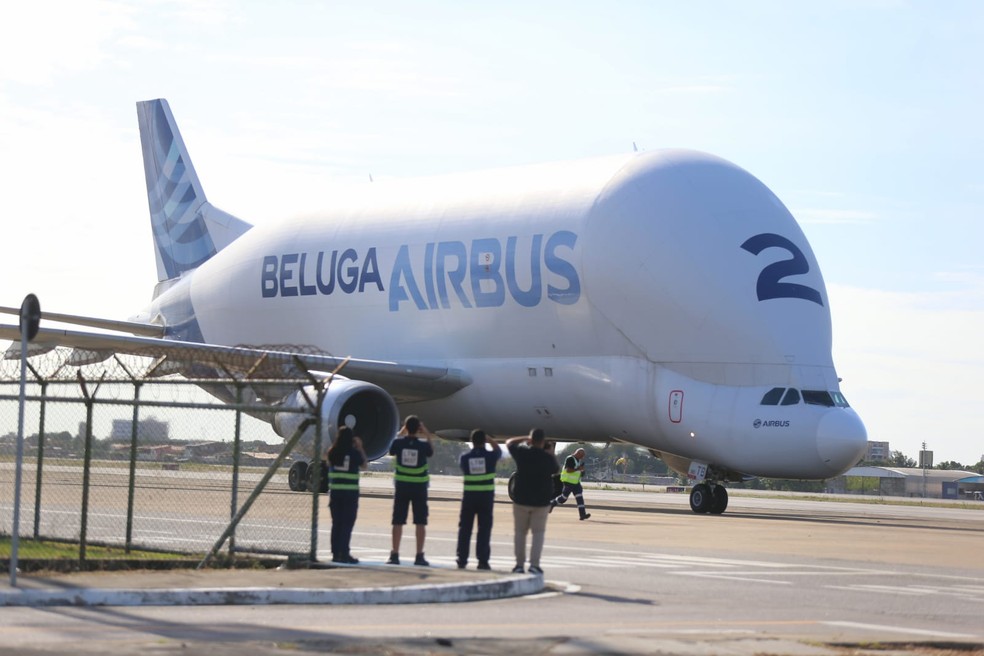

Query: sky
[0,1,982,465]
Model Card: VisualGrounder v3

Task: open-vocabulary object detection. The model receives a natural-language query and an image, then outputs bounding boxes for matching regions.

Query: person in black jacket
[326,426,368,564]
[505,428,559,575]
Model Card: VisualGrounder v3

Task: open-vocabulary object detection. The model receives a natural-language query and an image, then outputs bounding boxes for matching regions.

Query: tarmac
[0,561,543,607]
[6,567,977,656]
[0,564,866,656]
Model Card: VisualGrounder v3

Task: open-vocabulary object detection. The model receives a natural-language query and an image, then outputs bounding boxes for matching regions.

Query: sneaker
[511,565,524,574]
[548,502,555,514]
[477,562,491,571]
[387,552,400,565]
[528,565,543,575]
[414,553,430,567]
[580,513,591,521]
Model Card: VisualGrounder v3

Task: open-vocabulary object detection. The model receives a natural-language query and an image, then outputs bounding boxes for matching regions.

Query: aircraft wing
[0,322,471,404]
[0,305,164,337]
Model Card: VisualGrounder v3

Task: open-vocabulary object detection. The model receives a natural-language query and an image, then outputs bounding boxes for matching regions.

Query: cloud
[0,1,135,85]
[932,268,984,295]
[161,0,237,26]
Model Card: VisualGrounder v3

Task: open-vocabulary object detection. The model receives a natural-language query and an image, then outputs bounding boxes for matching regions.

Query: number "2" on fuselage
[740,233,823,306]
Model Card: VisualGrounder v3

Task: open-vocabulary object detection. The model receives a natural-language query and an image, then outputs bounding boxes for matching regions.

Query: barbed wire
[0,344,341,384]
[1,345,337,564]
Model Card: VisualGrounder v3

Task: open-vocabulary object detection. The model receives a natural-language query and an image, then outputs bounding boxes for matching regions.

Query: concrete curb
[0,573,543,607]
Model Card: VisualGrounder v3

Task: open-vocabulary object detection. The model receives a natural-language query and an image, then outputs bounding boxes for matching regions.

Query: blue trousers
[552,482,588,518]
[329,490,359,558]
[456,491,494,566]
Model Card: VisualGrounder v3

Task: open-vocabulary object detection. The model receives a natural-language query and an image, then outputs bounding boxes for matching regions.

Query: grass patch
[1,537,286,574]
[0,536,189,560]
[1,536,198,573]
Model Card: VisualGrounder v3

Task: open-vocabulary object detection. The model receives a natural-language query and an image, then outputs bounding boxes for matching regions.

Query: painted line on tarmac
[606,627,758,636]
[823,621,981,640]
[525,580,580,600]
[670,571,792,585]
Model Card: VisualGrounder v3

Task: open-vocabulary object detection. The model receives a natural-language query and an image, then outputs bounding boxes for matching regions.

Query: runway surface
[2,465,983,655]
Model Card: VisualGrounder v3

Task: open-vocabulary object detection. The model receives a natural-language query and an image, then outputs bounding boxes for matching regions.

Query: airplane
[0,98,867,514]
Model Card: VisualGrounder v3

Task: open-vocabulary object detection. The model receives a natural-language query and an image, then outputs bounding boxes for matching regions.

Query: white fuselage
[151,150,867,479]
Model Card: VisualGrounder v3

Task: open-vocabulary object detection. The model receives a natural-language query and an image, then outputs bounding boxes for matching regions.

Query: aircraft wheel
[689,483,713,514]
[710,485,729,514]
[508,472,517,502]
[288,460,309,492]
[307,460,329,493]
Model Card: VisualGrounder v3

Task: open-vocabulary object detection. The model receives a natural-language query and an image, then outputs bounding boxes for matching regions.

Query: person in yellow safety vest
[549,447,591,520]
[387,415,436,566]
[456,430,502,570]
[326,426,368,564]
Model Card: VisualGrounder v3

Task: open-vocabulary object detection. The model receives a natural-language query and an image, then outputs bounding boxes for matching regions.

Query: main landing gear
[689,482,728,514]
[287,460,329,493]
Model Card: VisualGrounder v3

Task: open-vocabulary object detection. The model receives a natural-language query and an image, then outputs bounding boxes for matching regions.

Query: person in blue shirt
[387,415,435,566]
[456,429,501,570]
[327,425,368,564]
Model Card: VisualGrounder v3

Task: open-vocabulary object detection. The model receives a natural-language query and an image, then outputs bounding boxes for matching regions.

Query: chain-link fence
[1,347,335,569]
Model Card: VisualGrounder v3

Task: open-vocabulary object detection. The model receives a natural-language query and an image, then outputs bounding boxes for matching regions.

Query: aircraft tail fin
[137,99,252,284]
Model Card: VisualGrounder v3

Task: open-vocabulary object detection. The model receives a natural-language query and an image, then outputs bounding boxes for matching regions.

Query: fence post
[77,371,104,565]
[309,383,326,562]
[125,381,142,553]
[229,383,244,559]
[32,375,48,540]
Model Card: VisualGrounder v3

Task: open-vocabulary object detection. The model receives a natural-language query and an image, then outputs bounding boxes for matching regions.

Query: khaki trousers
[512,503,550,568]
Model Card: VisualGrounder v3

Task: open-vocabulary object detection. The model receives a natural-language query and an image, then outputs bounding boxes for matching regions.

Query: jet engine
[273,378,400,462]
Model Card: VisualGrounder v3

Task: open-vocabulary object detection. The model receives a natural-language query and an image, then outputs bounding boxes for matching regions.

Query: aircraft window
[780,388,800,405]
[830,391,850,407]
[802,390,835,407]
[760,387,785,405]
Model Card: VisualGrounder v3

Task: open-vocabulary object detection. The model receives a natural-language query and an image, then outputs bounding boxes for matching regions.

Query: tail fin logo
[138,99,217,281]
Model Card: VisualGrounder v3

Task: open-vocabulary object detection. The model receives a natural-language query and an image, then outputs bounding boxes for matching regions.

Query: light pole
[11,294,41,586]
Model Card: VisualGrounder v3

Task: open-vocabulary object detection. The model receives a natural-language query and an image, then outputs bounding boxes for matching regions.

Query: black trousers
[329,489,359,558]
[456,491,494,565]
[553,481,588,518]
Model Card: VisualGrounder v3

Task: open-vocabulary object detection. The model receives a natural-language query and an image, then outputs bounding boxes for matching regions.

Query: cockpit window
[802,390,835,407]
[760,387,785,405]
[802,390,851,407]
[761,388,850,408]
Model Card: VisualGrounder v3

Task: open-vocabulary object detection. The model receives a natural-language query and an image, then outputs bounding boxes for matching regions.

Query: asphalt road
[2,468,984,655]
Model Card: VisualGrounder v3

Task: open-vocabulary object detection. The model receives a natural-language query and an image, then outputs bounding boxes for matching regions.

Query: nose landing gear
[689,482,728,514]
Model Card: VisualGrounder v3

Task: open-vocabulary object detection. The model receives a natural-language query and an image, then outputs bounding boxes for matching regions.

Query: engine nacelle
[273,379,400,461]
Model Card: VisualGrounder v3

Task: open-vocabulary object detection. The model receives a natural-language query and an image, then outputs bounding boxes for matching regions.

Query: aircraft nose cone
[817,410,868,475]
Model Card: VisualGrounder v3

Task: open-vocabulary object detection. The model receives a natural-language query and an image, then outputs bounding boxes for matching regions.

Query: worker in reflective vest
[388,415,435,566]
[550,447,591,520]
[456,430,502,570]
[327,426,368,564]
